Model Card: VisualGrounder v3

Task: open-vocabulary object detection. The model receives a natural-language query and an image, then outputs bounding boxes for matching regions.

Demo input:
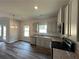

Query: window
[24,25,29,37]
[38,24,47,33]
[3,26,6,40]
[0,25,2,37]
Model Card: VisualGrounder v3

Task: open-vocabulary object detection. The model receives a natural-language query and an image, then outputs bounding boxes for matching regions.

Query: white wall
[9,19,19,43]
[19,17,57,42]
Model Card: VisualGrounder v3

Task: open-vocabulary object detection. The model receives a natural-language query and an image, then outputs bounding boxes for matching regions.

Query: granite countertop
[33,35,52,39]
[51,38,63,42]
[32,33,63,42]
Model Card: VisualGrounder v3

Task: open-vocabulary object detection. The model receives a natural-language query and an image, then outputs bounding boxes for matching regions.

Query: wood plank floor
[0,41,77,59]
[0,41,51,59]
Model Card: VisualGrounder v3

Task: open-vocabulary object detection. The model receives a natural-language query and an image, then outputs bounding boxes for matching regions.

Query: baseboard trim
[5,40,19,44]
[18,40,30,43]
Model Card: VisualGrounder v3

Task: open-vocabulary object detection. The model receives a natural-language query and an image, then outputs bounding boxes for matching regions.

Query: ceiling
[0,0,69,20]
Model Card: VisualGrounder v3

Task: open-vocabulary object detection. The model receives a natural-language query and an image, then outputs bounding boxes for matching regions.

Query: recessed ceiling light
[34,6,38,10]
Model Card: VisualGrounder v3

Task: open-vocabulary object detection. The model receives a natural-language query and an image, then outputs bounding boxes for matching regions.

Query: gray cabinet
[53,48,76,59]
[30,37,36,45]
[36,37,51,48]
[31,36,51,48]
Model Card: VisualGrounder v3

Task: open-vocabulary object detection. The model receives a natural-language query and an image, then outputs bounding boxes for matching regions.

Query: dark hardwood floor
[0,41,51,59]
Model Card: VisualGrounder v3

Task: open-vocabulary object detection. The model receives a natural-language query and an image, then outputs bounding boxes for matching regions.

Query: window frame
[24,25,29,37]
[0,25,2,37]
[3,26,6,40]
[37,24,47,34]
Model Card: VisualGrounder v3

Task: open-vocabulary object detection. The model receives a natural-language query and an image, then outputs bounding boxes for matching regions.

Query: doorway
[0,25,6,42]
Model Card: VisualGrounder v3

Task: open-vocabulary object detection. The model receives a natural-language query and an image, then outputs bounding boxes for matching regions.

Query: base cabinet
[36,37,51,48]
[31,37,51,48]
[53,48,77,59]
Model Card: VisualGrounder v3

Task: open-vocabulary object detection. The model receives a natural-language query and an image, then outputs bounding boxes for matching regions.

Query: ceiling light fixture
[34,6,38,10]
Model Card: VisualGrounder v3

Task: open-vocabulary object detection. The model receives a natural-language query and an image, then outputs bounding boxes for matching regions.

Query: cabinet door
[61,51,70,59]
[53,49,75,59]
[53,49,63,59]
[36,37,51,48]
[41,38,51,48]
[65,51,76,59]
[30,37,36,45]
[36,37,41,46]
